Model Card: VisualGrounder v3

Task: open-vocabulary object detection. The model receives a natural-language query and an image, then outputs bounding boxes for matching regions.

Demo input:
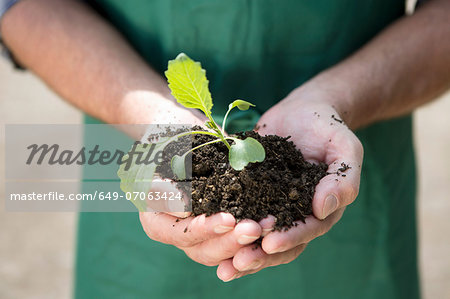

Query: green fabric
[76,1,419,298]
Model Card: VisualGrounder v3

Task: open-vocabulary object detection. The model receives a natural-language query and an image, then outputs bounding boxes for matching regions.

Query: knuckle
[347,134,364,157]
[314,223,330,238]
[147,226,165,243]
[283,245,305,264]
[141,224,152,239]
[177,238,196,248]
[139,214,172,245]
[341,180,359,205]
[218,239,239,257]
[347,182,359,202]
[354,139,364,157]
[188,216,209,236]
[279,251,299,266]
[139,214,155,239]
[184,249,218,266]
[202,259,220,267]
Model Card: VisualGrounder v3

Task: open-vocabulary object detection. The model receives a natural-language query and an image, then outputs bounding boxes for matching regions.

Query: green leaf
[171,154,187,180]
[229,137,265,170]
[229,99,255,111]
[117,142,167,212]
[165,53,213,115]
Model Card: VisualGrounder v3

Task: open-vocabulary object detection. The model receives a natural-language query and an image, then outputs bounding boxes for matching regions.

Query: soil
[155,127,328,231]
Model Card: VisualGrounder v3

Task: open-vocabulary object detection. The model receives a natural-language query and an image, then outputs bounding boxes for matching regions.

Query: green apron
[76,1,419,298]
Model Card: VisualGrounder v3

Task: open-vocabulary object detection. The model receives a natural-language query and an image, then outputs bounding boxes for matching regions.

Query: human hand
[140,210,263,266]
[137,101,264,268]
[216,86,364,281]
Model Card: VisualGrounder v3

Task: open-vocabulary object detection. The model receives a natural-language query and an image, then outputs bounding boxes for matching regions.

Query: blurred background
[2,57,449,299]
[0,2,449,297]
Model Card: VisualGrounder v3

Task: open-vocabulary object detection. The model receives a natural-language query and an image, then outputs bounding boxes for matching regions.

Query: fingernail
[214,225,234,234]
[167,211,191,218]
[261,228,273,237]
[224,273,239,282]
[266,245,284,254]
[322,194,338,219]
[237,235,259,245]
[242,260,263,271]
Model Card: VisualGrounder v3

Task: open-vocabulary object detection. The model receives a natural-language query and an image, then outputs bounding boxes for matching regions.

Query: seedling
[117,53,265,211]
[164,53,265,179]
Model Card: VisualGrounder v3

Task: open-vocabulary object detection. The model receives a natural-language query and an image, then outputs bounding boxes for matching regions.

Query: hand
[216,86,364,281]
[138,100,263,268]
[140,211,263,266]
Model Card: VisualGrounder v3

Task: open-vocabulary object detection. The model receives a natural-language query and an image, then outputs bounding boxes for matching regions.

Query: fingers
[181,219,262,266]
[235,243,306,271]
[261,208,345,254]
[259,215,276,237]
[139,212,236,248]
[216,208,339,281]
[216,208,342,281]
[313,130,363,219]
[217,244,307,282]
[217,259,237,282]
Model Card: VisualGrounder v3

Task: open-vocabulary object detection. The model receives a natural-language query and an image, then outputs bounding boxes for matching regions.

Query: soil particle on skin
[254,123,267,131]
[331,114,344,124]
[338,162,351,172]
[156,126,328,231]
[329,162,351,177]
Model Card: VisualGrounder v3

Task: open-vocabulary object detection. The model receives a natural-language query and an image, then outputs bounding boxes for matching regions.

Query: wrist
[116,90,207,126]
[115,90,171,124]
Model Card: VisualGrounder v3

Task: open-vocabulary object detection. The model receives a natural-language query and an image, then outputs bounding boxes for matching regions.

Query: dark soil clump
[156,127,328,231]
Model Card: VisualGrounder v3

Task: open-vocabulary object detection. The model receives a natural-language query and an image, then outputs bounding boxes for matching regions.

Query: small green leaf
[171,154,187,180]
[165,53,213,115]
[229,99,255,111]
[229,137,265,170]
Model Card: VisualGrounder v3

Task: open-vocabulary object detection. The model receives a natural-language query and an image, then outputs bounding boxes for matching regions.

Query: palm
[214,95,365,282]
[257,99,356,166]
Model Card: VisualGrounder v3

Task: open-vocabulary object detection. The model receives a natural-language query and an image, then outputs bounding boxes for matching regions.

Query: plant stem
[221,107,232,135]
[153,129,221,151]
[184,138,223,155]
[168,130,220,140]
[206,112,231,149]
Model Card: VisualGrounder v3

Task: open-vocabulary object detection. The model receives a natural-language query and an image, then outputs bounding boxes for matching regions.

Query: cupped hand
[140,179,263,268]
[217,87,364,281]
[138,100,263,268]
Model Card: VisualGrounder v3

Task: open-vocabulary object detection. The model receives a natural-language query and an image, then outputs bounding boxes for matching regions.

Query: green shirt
[76,1,419,298]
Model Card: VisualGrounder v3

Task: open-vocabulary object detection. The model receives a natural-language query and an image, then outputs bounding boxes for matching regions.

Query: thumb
[312,139,363,219]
